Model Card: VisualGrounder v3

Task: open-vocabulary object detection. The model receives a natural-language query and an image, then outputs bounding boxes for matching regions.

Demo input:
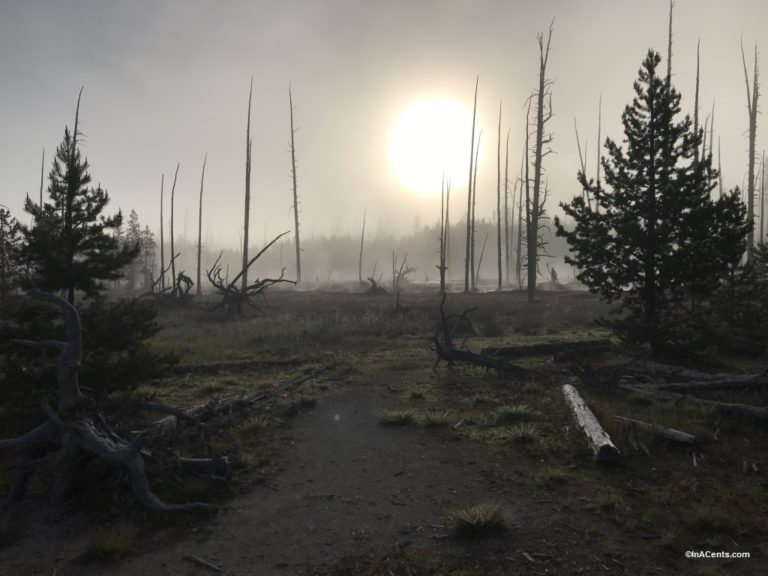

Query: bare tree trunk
[446,179,451,283]
[761,150,766,245]
[169,163,179,295]
[64,88,84,304]
[464,76,478,294]
[693,40,700,164]
[159,174,165,292]
[39,148,45,208]
[289,84,301,284]
[666,0,674,82]
[496,103,503,291]
[196,154,207,296]
[243,76,254,289]
[718,137,723,198]
[438,174,446,294]
[528,23,554,304]
[504,128,511,285]
[471,130,482,290]
[595,95,602,213]
[517,126,526,289]
[358,208,366,285]
[741,41,760,261]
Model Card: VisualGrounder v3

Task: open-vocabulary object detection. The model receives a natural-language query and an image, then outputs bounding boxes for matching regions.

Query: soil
[1,369,765,575]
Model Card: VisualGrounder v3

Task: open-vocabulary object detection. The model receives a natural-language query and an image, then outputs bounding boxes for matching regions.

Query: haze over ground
[0,0,765,248]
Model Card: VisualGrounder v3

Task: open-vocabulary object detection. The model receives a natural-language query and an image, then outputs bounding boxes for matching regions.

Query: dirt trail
[2,373,759,575]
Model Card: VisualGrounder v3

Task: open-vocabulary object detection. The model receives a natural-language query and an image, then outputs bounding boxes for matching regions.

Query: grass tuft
[449,502,506,539]
[378,409,419,426]
[493,403,538,425]
[504,422,539,443]
[423,408,453,427]
[79,522,140,562]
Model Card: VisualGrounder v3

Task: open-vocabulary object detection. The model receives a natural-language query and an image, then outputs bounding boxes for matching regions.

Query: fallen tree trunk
[619,382,768,421]
[624,360,764,382]
[481,339,612,360]
[432,294,526,376]
[657,377,768,393]
[562,383,619,462]
[613,415,700,445]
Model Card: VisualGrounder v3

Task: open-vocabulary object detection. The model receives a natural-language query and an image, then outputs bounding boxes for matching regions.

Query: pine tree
[20,92,138,303]
[555,50,749,352]
[0,207,23,306]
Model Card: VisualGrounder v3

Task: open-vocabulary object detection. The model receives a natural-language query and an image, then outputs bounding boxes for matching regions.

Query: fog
[1,0,766,266]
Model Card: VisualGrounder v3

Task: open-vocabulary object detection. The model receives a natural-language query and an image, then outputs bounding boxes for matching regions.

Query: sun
[388,98,473,196]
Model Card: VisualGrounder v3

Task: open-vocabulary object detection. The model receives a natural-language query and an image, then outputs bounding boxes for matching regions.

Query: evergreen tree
[0,207,23,306]
[555,50,749,352]
[21,93,138,303]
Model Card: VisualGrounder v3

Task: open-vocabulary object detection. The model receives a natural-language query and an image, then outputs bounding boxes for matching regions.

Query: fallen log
[624,360,765,382]
[562,384,620,462]
[619,382,768,421]
[432,294,526,376]
[481,339,612,360]
[613,415,700,445]
[658,377,768,393]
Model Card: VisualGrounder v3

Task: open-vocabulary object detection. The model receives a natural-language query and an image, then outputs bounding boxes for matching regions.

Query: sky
[0,0,766,248]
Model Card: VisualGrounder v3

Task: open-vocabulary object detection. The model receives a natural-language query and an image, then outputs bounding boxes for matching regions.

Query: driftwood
[2,290,219,511]
[562,383,619,462]
[481,339,612,360]
[657,377,768,393]
[432,294,526,376]
[613,415,700,445]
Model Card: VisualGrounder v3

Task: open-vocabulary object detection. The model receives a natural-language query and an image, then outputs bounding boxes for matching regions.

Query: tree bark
[197,154,207,296]
[562,384,619,462]
[465,77,478,294]
[289,85,302,284]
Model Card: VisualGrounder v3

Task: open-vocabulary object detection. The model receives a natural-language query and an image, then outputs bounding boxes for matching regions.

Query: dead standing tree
[526,21,554,303]
[289,84,302,285]
[169,163,180,295]
[196,154,207,296]
[741,40,760,261]
[243,76,254,288]
[464,76,479,293]
[207,231,294,315]
[1,290,219,511]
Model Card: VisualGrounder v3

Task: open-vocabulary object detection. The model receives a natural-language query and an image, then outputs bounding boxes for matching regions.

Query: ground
[0,288,766,575]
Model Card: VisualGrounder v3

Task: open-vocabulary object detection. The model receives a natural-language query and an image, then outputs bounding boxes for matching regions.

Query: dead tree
[527,21,554,303]
[471,130,482,290]
[464,76,478,294]
[169,163,180,291]
[693,40,701,165]
[207,231,293,315]
[761,151,766,244]
[496,102,503,291]
[159,174,165,292]
[437,175,448,294]
[741,40,760,261]
[196,154,207,296]
[39,148,45,208]
[358,208,366,285]
[243,76,254,288]
[432,294,525,375]
[289,84,302,285]
[562,383,619,462]
[1,290,218,511]
[504,128,512,284]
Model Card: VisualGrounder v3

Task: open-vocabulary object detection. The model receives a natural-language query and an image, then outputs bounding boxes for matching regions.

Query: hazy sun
[388,98,473,196]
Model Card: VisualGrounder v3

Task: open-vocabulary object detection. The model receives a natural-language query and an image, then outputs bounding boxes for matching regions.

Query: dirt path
[2,372,761,575]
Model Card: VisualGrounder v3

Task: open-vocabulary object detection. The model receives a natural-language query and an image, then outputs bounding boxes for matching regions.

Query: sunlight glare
[388,98,473,196]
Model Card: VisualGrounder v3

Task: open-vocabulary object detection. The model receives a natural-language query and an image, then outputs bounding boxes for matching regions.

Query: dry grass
[449,502,506,539]
[378,409,419,426]
[79,522,141,562]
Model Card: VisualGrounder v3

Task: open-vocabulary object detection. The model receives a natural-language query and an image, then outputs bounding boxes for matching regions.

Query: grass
[423,408,454,427]
[492,403,538,425]
[503,422,539,443]
[378,409,419,426]
[449,502,506,539]
[78,522,141,562]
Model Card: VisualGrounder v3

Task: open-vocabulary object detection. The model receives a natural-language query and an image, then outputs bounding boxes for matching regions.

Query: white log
[562,383,619,462]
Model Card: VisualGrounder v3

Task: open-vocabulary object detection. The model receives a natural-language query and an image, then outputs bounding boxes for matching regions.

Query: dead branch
[613,415,700,445]
[1,290,216,511]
